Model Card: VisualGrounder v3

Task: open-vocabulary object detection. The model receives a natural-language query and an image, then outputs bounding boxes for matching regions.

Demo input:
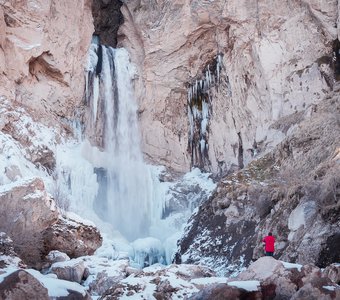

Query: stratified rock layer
[119,0,339,174]
[0,0,93,124]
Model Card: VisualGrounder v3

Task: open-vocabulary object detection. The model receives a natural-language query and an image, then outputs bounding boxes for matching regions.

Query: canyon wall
[118,0,339,175]
[0,0,93,125]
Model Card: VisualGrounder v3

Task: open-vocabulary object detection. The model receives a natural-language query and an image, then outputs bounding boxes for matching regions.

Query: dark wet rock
[92,0,123,47]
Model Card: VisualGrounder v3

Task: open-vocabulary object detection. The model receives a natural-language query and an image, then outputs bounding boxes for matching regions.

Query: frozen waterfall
[87,45,154,241]
[55,43,216,267]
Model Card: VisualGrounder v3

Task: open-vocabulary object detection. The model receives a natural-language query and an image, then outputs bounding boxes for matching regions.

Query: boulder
[50,259,86,283]
[84,258,129,295]
[43,215,102,259]
[323,263,340,285]
[188,283,261,300]
[45,250,70,265]
[0,177,58,268]
[0,270,49,300]
[291,277,340,300]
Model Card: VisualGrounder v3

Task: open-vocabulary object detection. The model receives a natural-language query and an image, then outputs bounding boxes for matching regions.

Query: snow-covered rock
[0,232,25,269]
[45,250,70,265]
[0,177,58,268]
[0,270,49,300]
[50,258,86,284]
[43,215,102,260]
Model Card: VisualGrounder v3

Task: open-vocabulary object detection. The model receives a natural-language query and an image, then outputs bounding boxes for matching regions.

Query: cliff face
[0,0,93,124]
[175,87,340,275]
[118,0,339,175]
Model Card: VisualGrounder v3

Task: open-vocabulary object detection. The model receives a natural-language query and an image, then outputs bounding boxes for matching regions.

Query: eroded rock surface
[118,0,339,174]
[175,91,340,275]
[0,0,93,122]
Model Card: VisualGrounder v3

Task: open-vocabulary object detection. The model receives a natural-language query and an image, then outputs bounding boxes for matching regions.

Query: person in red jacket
[263,232,275,256]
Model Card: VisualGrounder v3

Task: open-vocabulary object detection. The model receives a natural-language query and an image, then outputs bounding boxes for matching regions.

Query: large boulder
[236,257,340,299]
[43,215,102,259]
[0,177,102,269]
[0,177,58,268]
[0,270,49,300]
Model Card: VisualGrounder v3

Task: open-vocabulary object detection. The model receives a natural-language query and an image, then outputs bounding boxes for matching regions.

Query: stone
[323,263,340,285]
[45,250,70,265]
[85,258,129,295]
[43,215,102,259]
[0,177,59,268]
[0,232,25,269]
[188,283,260,300]
[50,259,86,283]
[291,277,340,300]
[0,270,49,300]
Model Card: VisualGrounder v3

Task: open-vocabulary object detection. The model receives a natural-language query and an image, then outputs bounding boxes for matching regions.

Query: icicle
[92,76,99,122]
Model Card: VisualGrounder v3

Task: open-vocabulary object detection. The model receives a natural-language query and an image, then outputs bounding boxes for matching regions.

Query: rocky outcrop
[118,0,338,174]
[175,90,340,275]
[236,257,340,300]
[0,0,93,123]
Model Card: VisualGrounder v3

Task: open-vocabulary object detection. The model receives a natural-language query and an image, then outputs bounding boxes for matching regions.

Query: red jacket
[263,235,275,252]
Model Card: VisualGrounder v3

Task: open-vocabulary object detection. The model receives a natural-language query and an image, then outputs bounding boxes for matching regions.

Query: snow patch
[227,280,260,291]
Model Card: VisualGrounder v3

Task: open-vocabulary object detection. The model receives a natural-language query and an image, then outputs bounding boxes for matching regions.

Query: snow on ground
[227,280,260,291]
[281,261,303,271]
[27,269,88,298]
[0,267,87,298]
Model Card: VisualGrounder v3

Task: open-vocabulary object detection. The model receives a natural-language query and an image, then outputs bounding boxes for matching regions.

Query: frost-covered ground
[1,239,312,300]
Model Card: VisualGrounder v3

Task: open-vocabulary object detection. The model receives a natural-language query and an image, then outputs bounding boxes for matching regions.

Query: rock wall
[118,0,339,175]
[175,88,340,275]
[0,0,93,125]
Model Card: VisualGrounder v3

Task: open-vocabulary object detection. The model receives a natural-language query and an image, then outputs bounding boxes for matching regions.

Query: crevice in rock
[28,51,67,85]
[91,0,124,47]
[316,233,340,268]
[333,39,340,81]
[187,54,223,171]
[237,132,244,169]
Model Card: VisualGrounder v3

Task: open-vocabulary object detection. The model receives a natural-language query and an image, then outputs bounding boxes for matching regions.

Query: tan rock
[0,177,59,268]
[43,215,102,259]
[0,0,93,125]
[118,0,337,174]
[50,259,86,283]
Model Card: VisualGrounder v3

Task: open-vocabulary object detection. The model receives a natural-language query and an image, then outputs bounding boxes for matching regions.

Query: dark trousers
[266,252,274,256]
